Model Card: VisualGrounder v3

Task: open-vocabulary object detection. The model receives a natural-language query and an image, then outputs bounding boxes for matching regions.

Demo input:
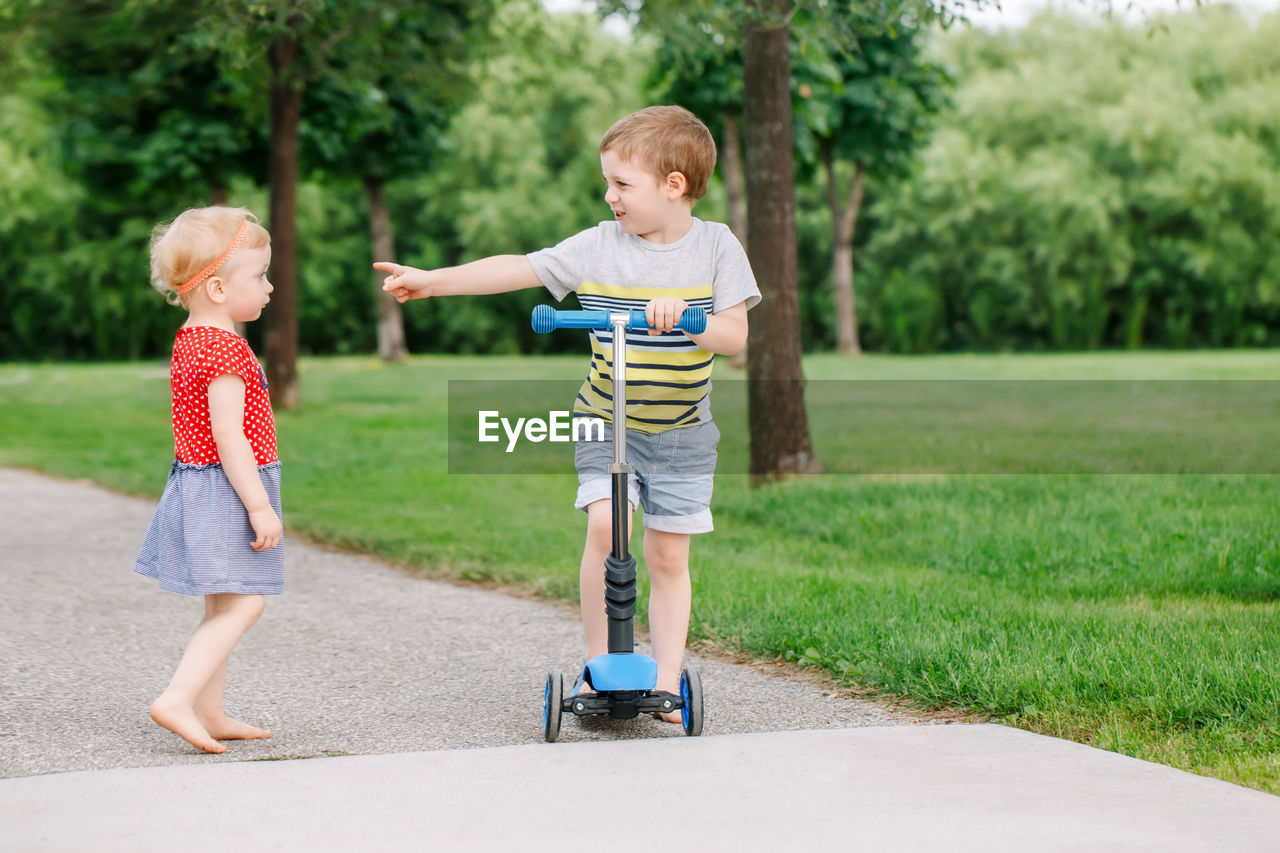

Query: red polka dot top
[170,326,278,466]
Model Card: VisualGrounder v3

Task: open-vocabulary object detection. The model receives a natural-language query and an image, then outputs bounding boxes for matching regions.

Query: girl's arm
[374,255,543,303]
[208,374,282,552]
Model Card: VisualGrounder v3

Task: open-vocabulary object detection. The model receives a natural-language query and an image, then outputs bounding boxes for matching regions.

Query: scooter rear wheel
[543,671,563,742]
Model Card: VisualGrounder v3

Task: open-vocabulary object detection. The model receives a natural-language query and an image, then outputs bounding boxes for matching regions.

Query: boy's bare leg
[644,528,692,722]
[150,593,265,753]
[579,499,633,686]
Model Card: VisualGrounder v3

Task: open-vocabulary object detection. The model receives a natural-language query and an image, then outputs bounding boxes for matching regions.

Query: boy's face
[600,149,689,243]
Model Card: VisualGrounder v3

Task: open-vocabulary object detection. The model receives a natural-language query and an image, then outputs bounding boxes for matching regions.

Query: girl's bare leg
[194,658,270,740]
[149,593,265,753]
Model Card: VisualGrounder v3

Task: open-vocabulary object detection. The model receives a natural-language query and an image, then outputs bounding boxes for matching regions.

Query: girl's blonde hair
[150,206,270,307]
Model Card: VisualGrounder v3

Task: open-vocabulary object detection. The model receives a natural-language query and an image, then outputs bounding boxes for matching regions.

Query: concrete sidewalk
[3,726,1279,851]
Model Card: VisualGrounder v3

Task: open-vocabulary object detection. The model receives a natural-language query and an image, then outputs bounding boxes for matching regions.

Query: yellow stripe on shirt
[573,280,714,433]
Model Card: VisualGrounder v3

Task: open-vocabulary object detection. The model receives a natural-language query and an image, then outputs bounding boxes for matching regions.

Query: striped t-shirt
[527,218,761,434]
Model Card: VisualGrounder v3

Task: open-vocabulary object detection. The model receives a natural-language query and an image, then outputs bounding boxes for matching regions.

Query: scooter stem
[604,313,637,654]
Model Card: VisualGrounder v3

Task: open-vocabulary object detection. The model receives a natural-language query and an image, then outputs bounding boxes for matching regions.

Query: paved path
[0,468,905,778]
[3,468,1279,851]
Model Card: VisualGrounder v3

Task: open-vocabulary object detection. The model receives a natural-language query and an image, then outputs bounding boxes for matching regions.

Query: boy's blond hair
[150,206,270,306]
[600,105,716,201]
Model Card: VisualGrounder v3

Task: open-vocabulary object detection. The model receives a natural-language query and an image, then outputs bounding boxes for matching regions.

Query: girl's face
[219,246,273,323]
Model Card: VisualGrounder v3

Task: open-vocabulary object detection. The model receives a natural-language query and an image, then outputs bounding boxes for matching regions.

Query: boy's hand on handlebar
[645,297,689,335]
[373,262,432,303]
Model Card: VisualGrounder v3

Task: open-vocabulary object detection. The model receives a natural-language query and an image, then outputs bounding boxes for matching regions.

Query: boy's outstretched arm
[374,255,543,303]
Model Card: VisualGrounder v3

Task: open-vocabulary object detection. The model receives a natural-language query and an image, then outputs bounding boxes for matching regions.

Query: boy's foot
[571,668,594,697]
[149,698,226,754]
[200,715,271,740]
[653,682,682,723]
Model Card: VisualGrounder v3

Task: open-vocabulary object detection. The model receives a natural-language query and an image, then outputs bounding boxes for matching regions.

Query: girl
[135,206,282,754]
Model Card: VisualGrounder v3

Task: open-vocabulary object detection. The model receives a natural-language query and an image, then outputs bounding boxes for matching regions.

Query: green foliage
[647,3,744,139]
[39,1,267,196]
[301,0,491,180]
[0,1,649,360]
[5,4,1280,359]
[0,0,269,361]
[861,8,1280,352]
[791,2,950,175]
[0,75,80,358]
[383,4,654,356]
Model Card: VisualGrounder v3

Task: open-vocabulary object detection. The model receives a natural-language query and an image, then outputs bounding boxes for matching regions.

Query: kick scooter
[532,303,708,741]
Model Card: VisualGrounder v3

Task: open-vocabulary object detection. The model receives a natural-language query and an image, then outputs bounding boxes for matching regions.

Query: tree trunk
[823,146,863,356]
[721,109,750,371]
[743,0,819,482]
[266,32,301,409]
[721,109,749,252]
[364,175,408,362]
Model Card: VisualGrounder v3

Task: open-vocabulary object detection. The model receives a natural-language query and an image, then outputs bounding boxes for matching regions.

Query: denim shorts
[573,421,720,534]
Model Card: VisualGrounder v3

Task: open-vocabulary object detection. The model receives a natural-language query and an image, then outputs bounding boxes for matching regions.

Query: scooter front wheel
[680,666,703,737]
[543,671,563,742]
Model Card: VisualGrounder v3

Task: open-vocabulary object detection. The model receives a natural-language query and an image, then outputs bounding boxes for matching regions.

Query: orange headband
[175,220,251,295]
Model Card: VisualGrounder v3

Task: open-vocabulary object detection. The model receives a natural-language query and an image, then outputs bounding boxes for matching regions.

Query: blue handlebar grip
[626,308,708,335]
[531,305,611,333]
[532,305,708,335]
[686,308,708,335]
[531,304,555,334]
[675,307,708,335]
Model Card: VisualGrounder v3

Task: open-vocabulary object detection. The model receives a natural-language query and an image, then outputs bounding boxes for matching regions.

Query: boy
[376,105,760,720]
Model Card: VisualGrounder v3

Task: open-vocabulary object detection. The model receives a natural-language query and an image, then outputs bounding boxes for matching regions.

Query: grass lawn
[2,348,1278,793]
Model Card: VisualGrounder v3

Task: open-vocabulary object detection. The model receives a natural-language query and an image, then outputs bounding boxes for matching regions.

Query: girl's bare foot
[149,697,226,754]
[200,715,271,740]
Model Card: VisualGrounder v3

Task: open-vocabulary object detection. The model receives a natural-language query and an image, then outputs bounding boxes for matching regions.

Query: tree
[858,6,1280,353]
[202,0,495,406]
[742,0,820,479]
[793,5,948,354]
[601,0,820,477]
[29,0,267,200]
[649,7,749,249]
[391,2,651,357]
[649,8,751,367]
[302,4,489,362]
[10,0,266,359]
[606,0,971,477]
[266,21,302,406]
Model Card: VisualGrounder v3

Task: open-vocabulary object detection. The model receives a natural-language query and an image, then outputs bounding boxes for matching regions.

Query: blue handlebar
[531,305,707,335]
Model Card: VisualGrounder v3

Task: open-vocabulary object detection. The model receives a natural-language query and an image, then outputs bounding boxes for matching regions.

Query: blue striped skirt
[134,461,284,596]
